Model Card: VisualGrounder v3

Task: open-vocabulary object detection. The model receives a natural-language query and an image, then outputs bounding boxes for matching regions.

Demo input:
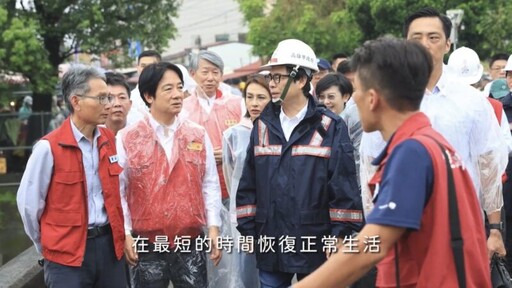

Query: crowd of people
[14,6,512,288]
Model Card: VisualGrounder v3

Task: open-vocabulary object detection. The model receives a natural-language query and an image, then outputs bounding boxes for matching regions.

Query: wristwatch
[489,222,504,231]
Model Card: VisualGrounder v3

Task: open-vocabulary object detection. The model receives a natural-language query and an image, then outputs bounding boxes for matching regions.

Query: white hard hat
[262,39,319,73]
[447,46,483,85]
[447,47,483,85]
[505,54,512,72]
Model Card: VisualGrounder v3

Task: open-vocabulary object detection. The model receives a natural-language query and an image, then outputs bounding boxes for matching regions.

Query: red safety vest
[182,89,242,199]
[368,112,490,288]
[40,118,125,267]
[121,118,207,245]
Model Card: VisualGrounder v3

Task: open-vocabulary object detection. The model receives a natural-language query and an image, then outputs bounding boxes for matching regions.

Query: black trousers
[44,231,127,288]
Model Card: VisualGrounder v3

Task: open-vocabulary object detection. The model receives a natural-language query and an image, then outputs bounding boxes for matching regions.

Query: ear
[297,75,307,90]
[444,38,452,54]
[70,95,81,111]
[368,89,380,112]
[143,93,153,105]
[189,69,196,78]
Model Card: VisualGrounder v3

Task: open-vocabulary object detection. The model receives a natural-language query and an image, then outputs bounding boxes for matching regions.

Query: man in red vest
[17,65,126,287]
[182,50,244,203]
[295,37,490,287]
[118,62,222,287]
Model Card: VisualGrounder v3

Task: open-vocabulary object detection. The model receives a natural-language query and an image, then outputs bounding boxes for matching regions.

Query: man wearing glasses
[105,72,132,135]
[236,39,362,288]
[17,65,127,287]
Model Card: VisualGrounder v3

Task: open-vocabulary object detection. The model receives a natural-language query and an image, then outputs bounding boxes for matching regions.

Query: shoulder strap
[420,135,467,288]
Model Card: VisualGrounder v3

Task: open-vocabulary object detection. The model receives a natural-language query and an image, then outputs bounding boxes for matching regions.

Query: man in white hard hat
[236,39,362,287]
[447,46,484,89]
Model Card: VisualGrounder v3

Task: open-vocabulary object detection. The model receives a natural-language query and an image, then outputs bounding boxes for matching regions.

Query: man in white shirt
[126,50,161,125]
[118,62,222,287]
[360,7,508,258]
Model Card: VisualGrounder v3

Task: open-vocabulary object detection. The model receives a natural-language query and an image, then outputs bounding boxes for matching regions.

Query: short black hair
[489,53,509,68]
[315,73,353,98]
[403,7,452,39]
[351,37,433,112]
[337,59,354,75]
[138,62,183,108]
[105,72,131,98]
[137,50,162,63]
[331,53,348,61]
[285,66,312,97]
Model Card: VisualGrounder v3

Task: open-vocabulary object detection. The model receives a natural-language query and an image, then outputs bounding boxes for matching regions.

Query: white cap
[447,46,483,85]
[23,96,33,105]
[262,39,318,73]
[505,54,512,72]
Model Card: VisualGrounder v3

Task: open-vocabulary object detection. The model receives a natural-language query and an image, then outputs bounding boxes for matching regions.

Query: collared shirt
[16,119,107,253]
[197,95,217,114]
[117,114,222,234]
[360,65,507,215]
[279,101,308,141]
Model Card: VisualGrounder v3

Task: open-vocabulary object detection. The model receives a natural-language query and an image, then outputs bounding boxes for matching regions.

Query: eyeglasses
[77,94,113,105]
[264,73,290,84]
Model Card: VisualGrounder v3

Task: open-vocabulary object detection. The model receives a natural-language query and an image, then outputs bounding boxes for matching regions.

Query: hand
[209,226,222,266]
[124,234,139,266]
[214,149,223,165]
[488,229,506,259]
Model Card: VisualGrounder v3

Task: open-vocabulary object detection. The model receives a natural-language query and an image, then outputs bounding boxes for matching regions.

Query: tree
[238,0,512,63]
[237,0,361,60]
[0,0,181,111]
[346,0,512,61]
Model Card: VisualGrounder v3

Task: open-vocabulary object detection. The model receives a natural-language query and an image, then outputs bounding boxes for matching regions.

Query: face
[72,78,111,125]
[353,72,377,133]
[318,86,349,115]
[311,70,329,87]
[107,85,132,124]
[267,66,305,102]
[490,60,507,80]
[406,17,451,68]
[58,64,69,79]
[245,82,271,120]
[191,59,222,97]
[137,56,159,75]
[507,72,512,90]
[145,70,183,117]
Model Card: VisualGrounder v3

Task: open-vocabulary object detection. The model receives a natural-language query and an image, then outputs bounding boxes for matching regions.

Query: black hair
[138,62,184,108]
[489,53,509,69]
[331,53,348,61]
[315,73,353,98]
[285,66,312,97]
[337,59,354,75]
[137,50,162,63]
[351,36,433,112]
[403,7,452,39]
[105,72,131,98]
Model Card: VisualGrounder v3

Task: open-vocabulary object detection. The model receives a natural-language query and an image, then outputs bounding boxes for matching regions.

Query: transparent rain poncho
[359,69,508,216]
[206,118,259,288]
[118,116,229,287]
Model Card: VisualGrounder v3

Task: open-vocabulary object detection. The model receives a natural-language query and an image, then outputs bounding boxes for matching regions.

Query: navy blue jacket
[236,96,363,274]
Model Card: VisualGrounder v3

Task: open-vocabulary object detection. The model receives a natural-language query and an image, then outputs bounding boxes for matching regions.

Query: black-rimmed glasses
[264,73,290,84]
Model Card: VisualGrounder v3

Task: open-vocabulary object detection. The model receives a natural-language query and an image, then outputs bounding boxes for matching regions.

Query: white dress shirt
[359,65,508,215]
[117,114,222,234]
[280,101,308,141]
[17,120,108,253]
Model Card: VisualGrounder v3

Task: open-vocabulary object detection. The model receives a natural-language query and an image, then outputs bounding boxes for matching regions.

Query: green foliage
[240,0,511,61]
[347,0,512,59]
[0,0,180,109]
[242,0,361,59]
